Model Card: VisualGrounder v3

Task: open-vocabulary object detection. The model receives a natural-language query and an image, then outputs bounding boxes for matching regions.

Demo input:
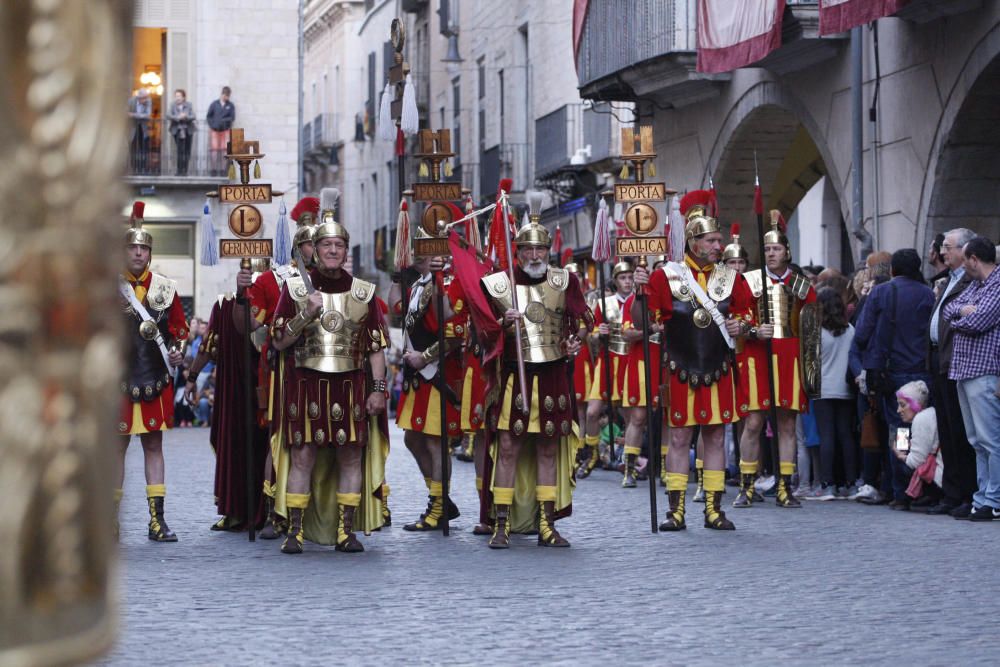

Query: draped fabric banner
[697,0,786,74]
[573,0,590,70]
[819,0,911,36]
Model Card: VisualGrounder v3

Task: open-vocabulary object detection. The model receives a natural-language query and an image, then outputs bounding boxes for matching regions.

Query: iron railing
[126,117,230,178]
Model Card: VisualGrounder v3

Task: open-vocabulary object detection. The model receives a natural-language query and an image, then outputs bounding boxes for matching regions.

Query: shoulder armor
[146,272,177,312]
[706,264,737,301]
[790,273,812,300]
[350,278,376,304]
[660,264,693,302]
[273,265,292,288]
[286,275,308,302]
[743,269,764,299]
[546,266,570,292]
[481,271,511,299]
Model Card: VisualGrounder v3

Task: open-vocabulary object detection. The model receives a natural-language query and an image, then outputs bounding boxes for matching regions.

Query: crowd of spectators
[791,229,999,521]
[173,316,215,428]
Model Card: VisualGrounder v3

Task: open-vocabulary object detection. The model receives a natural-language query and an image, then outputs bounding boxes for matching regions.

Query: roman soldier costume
[118,201,188,541]
[395,237,466,531]
[270,190,390,554]
[638,190,755,531]
[478,212,593,548]
[246,196,317,538]
[735,210,819,508]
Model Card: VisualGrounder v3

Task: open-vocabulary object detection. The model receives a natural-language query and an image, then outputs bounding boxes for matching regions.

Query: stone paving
[93,423,1000,666]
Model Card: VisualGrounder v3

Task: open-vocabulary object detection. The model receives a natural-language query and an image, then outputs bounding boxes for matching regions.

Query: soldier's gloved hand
[403,350,426,369]
[757,324,774,340]
[503,308,521,325]
[236,267,253,291]
[429,257,445,272]
[633,266,650,285]
[597,323,610,336]
[305,292,323,318]
[366,390,386,415]
[168,350,184,368]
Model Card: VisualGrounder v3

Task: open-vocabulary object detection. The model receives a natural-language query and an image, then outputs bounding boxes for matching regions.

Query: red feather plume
[498,178,513,196]
[679,189,712,217]
[290,196,320,222]
[560,247,573,267]
[131,201,145,220]
[730,222,741,237]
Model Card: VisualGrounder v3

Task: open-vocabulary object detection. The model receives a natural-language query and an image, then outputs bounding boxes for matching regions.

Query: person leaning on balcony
[127,87,152,173]
[206,86,235,175]
[167,89,196,176]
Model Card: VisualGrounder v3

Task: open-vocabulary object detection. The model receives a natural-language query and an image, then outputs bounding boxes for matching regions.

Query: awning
[696,0,786,74]
[819,0,911,36]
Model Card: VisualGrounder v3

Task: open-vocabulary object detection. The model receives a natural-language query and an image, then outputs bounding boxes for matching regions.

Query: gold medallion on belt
[692,308,711,328]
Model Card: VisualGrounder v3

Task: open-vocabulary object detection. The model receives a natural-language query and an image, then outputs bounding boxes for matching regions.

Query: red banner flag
[697,0,786,74]
[448,231,503,364]
[819,0,911,36]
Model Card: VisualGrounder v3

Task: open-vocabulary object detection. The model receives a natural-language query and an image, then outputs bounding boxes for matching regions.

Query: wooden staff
[636,256,659,533]
[499,194,529,413]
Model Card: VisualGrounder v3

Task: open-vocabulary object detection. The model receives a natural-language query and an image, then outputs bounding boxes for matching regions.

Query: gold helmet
[125,201,153,248]
[763,209,790,260]
[513,191,552,248]
[611,260,633,278]
[723,222,749,261]
[313,187,350,244]
[290,196,319,248]
[680,189,719,241]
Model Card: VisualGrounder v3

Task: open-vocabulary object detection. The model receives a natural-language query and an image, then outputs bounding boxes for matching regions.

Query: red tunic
[247,268,285,428]
[488,268,590,437]
[118,269,188,435]
[572,326,594,403]
[644,257,755,427]
[273,269,388,448]
[588,294,631,402]
[738,269,817,413]
[448,275,488,432]
[395,273,466,438]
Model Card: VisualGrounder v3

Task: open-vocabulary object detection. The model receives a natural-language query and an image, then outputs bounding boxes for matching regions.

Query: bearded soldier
[391,244,464,531]
[632,190,757,532]
[269,188,389,554]
[117,201,188,541]
[733,211,819,509]
[581,262,634,476]
[478,194,592,548]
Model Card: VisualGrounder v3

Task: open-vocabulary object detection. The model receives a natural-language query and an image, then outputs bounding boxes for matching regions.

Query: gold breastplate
[292,278,376,372]
[482,267,569,363]
[744,270,809,339]
[598,295,630,355]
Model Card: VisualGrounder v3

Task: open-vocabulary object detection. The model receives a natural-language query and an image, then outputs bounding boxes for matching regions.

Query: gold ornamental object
[0,1,129,664]
[138,320,158,341]
[613,126,673,261]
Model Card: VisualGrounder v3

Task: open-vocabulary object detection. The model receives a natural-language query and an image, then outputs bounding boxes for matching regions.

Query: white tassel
[400,74,419,135]
[377,82,395,142]
[668,194,686,263]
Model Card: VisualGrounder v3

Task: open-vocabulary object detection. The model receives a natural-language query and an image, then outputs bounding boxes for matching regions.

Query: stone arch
[704,81,849,268]
[918,22,1000,253]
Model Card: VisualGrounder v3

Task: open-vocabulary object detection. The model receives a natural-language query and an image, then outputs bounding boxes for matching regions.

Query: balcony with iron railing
[576,0,843,105]
[125,118,229,184]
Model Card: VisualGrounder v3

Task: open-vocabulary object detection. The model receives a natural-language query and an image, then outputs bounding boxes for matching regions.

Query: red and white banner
[573,0,589,70]
[697,0,786,74]
[819,0,911,36]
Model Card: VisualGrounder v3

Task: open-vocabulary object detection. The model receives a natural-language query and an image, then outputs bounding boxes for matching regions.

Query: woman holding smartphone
[893,380,943,509]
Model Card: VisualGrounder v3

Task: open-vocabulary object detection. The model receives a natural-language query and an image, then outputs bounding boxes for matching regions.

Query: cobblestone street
[95,424,1000,666]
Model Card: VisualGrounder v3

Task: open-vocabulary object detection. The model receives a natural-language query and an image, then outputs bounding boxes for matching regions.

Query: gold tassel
[253,160,261,179]
[443,161,453,177]
[418,162,429,178]
[227,161,236,180]
[648,161,656,177]
[619,162,630,180]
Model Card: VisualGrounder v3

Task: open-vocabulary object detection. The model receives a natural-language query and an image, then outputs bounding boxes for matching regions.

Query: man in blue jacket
[853,249,935,510]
